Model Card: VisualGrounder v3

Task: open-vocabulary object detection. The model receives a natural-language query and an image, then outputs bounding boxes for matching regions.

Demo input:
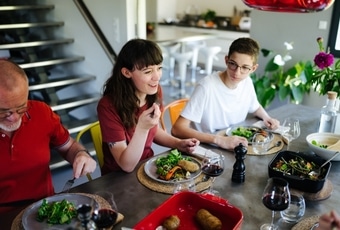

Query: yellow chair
[76,121,103,180]
[160,98,189,132]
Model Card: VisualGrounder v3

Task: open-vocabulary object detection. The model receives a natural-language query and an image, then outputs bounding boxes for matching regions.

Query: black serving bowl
[268,151,331,193]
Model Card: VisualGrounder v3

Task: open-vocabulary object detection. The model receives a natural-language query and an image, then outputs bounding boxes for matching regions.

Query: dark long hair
[103,38,163,128]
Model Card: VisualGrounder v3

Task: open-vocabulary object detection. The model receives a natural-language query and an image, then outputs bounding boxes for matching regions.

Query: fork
[62,177,75,193]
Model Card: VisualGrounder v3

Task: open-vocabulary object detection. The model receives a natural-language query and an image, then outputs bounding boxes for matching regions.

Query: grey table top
[68,103,340,230]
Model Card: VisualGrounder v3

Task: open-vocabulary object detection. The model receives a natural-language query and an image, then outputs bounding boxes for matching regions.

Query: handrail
[73,0,117,64]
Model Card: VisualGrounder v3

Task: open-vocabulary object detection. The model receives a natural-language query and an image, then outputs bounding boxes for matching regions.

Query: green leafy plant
[251,42,313,108]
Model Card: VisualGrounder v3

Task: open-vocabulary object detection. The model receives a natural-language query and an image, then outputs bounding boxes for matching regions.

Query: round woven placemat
[137,162,211,194]
[11,193,124,230]
[292,215,319,230]
[217,130,284,155]
[291,179,333,201]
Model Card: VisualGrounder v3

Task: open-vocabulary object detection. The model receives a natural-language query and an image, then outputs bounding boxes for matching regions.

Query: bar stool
[172,51,193,98]
[186,40,206,85]
[200,46,222,75]
[160,43,181,86]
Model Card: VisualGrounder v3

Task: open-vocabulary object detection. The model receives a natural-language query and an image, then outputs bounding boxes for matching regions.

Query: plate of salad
[22,193,99,229]
[144,149,202,184]
[226,125,273,142]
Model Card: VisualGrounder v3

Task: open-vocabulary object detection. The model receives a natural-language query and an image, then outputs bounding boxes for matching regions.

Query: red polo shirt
[0,100,69,212]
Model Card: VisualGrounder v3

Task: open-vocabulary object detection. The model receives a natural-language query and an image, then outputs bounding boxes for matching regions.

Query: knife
[62,177,75,193]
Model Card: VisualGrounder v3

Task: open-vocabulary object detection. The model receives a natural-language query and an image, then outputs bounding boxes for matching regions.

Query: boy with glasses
[172,37,280,150]
[0,60,96,213]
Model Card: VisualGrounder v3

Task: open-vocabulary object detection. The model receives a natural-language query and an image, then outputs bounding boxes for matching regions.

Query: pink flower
[313,51,334,69]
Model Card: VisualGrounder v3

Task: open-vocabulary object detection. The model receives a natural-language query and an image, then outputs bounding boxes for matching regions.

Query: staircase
[0,0,101,169]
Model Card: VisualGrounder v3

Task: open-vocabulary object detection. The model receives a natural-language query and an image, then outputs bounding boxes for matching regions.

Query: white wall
[156,0,251,22]
[250,7,334,108]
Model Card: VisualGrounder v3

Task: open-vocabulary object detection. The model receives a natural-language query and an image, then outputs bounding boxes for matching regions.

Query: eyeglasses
[227,61,253,74]
[0,106,29,120]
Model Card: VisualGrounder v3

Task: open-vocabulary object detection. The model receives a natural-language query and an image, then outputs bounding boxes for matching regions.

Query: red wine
[92,209,118,228]
[262,194,289,211]
[202,165,224,177]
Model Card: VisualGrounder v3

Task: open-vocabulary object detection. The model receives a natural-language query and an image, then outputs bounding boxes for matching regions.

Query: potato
[195,209,222,230]
[163,215,180,230]
[178,159,199,172]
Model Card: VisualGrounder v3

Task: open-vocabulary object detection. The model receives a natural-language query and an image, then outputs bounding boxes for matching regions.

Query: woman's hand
[137,103,161,130]
[317,210,340,230]
[176,138,200,153]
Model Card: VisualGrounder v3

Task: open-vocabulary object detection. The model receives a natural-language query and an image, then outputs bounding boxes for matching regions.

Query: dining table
[3,103,340,230]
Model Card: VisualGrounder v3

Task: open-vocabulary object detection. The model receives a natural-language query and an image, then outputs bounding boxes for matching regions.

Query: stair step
[63,117,99,135]
[50,93,101,112]
[0,5,55,11]
[0,38,74,49]
[18,56,85,69]
[0,21,64,30]
[29,74,96,91]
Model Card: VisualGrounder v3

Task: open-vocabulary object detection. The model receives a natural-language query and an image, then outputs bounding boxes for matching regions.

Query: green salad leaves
[155,149,190,179]
[36,199,77,225]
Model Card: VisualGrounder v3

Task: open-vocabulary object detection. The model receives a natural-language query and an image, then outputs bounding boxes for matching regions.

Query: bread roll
[163,215,180,230]
[178,160,199,172]
[195,209,222,230]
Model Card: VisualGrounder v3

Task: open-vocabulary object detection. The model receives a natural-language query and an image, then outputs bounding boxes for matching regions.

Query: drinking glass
[282,118,300,150]
[261,177,290,230]
[201,150,224,196]
[173,178,196,193]
[280,191,305,223]
[252,133,271,154]
[92,191,118,230]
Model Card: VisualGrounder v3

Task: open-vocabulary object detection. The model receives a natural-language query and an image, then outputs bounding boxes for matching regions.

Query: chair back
[160,98,189,132]
[76,121,104,170]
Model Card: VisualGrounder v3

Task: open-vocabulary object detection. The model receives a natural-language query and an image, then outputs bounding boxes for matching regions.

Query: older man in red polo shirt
[0,60,97,213]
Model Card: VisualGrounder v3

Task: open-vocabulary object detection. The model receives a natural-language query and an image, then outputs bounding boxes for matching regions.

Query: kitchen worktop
[158,22,250,33]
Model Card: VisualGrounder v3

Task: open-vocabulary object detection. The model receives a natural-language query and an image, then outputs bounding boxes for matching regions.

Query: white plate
[22,193,99,230]
[144,152,201,184]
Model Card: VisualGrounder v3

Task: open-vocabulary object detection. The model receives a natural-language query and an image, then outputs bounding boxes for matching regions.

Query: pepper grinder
[231,143,247,183]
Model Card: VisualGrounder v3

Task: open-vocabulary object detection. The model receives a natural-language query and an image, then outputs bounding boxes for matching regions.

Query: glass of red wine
[201,150,224,196]
[92,191,118,230]
[261,177,290,230]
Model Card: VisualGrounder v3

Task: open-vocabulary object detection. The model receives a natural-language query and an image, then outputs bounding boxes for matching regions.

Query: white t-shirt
[181,71,260,133]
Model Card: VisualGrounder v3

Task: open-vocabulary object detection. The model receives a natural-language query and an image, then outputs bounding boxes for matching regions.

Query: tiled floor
[52,64,214,192]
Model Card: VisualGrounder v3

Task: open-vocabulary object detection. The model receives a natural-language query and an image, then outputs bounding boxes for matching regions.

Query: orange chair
[160,98,189,132]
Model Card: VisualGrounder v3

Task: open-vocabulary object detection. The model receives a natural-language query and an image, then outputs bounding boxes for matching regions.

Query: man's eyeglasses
[227,61,253,74]
[0,106,29,120]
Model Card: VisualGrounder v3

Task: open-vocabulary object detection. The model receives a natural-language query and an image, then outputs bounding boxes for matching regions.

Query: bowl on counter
[306,132,340,161]
[268,151,331,193]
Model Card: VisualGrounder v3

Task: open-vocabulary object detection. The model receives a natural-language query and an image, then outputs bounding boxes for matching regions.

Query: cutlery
[62,177,75,193]
[309,151,340,178]
[266,141,282,151]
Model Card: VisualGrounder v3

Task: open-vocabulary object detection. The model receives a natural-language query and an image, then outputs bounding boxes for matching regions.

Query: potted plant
[251,42,313,108]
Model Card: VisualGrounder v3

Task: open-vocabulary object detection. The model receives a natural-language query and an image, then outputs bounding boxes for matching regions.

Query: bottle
[74,204,97,230]
[318,91,338,133]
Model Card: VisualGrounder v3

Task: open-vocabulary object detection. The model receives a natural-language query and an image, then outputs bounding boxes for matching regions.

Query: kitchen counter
[159,22,250,33]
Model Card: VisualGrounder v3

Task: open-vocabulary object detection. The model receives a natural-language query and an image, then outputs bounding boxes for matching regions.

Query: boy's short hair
[228,37,260,63]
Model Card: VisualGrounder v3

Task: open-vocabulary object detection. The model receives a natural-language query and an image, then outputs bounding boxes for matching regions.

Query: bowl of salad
[306,132,340,161]
[268,150,331,193]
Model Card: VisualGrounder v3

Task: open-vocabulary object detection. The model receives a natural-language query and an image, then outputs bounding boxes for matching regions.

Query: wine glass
[92,191,118,230]
[201,150,224,196]
[261,177,290,230]
[282,118,300,150]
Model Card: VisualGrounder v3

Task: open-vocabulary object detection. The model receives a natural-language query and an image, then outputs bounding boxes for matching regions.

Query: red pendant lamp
[242,0,335,13]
